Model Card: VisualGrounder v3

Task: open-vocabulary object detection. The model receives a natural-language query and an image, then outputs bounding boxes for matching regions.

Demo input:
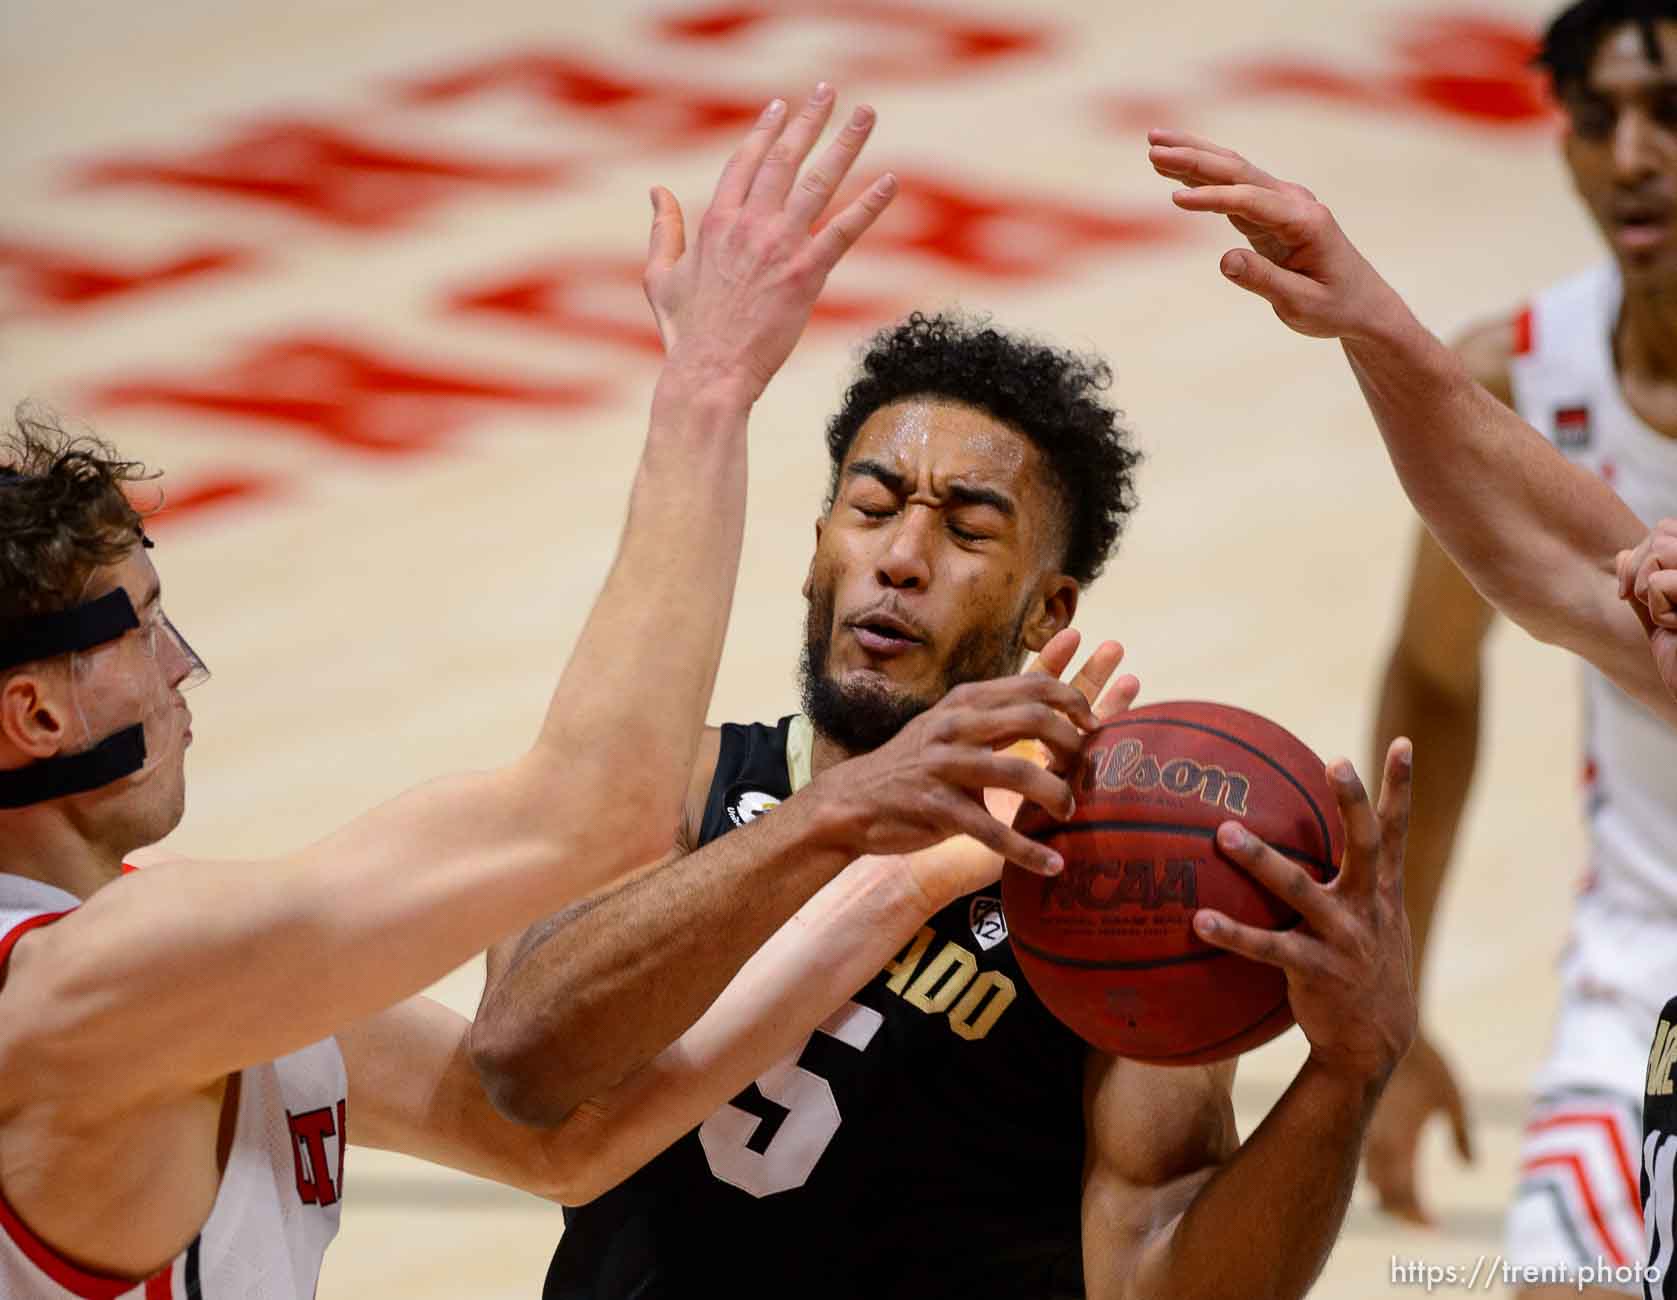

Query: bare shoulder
[1451,312,1520,407]
[0,912,96,1114]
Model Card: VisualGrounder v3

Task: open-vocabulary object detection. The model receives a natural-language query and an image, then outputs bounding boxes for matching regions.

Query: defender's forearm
[1341,321,1644,655]
[526,380,751,877]
[1127,1058,1376,1300]
[2,384,758,1111]
[536,850,938,1204]
[471,791,856,1125]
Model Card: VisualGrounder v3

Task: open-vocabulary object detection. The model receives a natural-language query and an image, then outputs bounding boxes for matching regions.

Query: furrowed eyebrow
[843,460,1016,518]
[947,482,1015,519]
[844,459,906,494]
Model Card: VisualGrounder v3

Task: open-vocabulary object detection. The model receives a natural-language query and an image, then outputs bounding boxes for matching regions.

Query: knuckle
[919,740,956,773]
[928,710,962,745]
[914,785,950,822]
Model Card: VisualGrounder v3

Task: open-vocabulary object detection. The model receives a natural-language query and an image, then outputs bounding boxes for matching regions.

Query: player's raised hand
[1363,1032,1474,1227]
[1145,129,1412,343]
[982,628,1138,826]
[644,84,897,406]
[892,629,1140,912]
[1194,739,1418,1086]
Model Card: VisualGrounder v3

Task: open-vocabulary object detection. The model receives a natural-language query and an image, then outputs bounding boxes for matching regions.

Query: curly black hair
[824,312,1140,585]
[1535,0,1669,96]
[0,408,153,620]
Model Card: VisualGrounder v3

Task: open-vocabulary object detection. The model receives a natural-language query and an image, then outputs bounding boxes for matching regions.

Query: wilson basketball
[1001,701,1343,1065]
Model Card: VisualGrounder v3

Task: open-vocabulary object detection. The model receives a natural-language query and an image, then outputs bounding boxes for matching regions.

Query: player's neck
[1616,284,1677,385]
[809,729,855,780]
[0,804,126,899]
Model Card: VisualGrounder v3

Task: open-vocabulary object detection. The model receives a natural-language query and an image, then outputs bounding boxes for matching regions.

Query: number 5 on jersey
[699,1000,883,1198]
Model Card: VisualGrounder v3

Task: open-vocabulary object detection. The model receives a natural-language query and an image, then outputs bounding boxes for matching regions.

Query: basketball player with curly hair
[0,88,935,1298]
[473,307,1418,1300]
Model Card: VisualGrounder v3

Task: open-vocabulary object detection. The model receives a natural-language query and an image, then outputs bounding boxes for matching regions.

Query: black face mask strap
[0,725,147,809]
[0,588,149,807]
[0,589,141,673]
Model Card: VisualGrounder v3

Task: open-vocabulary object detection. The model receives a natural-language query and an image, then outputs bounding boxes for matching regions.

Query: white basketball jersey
[1509,263,1677,925]
[0,873,347,1298]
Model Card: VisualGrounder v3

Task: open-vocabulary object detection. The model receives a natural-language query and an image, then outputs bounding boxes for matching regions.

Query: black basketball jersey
[546,716,1090,1300]
[1646,996,1677,1300]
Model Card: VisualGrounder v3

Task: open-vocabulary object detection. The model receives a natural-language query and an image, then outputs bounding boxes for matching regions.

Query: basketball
[1001,701,1344,1065]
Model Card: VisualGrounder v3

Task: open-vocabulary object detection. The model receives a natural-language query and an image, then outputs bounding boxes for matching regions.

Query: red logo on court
[847,170,1181,279]
[92,335,611,457]
[76,120,569,231]
[0,239,257,314]
[446,257,899,355]
[397,53,765,145]
[1105,11,1554,132]
[653,1,1051,83]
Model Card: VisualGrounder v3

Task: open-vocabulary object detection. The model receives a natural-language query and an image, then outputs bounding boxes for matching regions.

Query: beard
[799,579,1030,755]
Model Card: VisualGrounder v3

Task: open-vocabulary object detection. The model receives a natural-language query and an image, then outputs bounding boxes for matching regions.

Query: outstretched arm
[1084,741,1416,1300]
[1360,319,1514,1224]
[1147,131,1675,724]
[0,87,900,1117]
[471,634,1120,1123]
[344,836,1055,1200]
[350,641,1139,1200]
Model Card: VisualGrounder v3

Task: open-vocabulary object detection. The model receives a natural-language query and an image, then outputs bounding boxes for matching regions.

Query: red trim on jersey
[144,1269,173,1298]
[1525,1109,1645,1236]
[0,1178,166,1298]
[1512,304,1535,356]
[0,909,69,972]
[1521,1151,1632,1267]
[0,909,167,1298]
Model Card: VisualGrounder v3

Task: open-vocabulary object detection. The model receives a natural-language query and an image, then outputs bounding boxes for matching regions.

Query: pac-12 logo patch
[725,785,781,828]
[968,896,1008,951]
[1554,404,1592,450]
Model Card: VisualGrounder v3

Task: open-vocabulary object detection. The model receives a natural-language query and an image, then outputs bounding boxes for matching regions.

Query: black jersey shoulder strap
[1646,995,1677,1298]
[695,716,796,847]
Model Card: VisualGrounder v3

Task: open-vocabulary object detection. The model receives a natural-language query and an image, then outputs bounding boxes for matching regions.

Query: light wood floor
[2,0,1613,1294]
